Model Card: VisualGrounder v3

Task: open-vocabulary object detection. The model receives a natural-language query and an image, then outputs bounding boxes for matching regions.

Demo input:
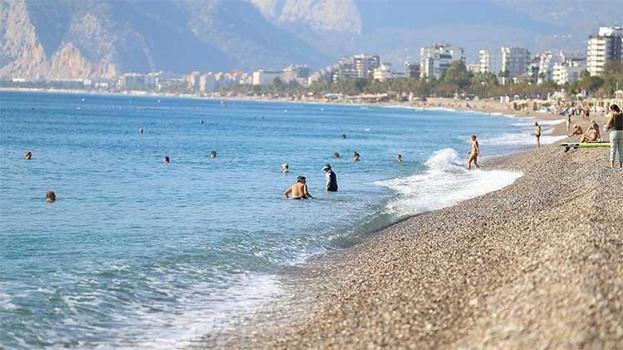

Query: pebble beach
[197,108,623,349]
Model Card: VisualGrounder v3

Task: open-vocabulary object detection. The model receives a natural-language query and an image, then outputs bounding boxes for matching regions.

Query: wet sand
[194,111,622,349]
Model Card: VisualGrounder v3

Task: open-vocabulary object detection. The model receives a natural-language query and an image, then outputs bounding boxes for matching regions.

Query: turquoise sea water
[0,92,560,348]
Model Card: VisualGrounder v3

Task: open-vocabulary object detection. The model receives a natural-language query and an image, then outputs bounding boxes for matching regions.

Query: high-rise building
[404,61,420,78]
[251,70,283,86]
[501,47,530,82]
[478,49,501,75]
[282,65,311,86]
[536,51,566,84]
[420,44,465,79]
[352,54,380,79]
[553,58,586,85]
[373,63,393,81]
[586,26,623,76]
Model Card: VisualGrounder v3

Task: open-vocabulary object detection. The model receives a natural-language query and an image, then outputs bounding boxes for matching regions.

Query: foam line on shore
[376,148,522,217]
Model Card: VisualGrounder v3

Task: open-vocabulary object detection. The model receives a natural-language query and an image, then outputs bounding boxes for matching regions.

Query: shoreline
[194,107,622,348]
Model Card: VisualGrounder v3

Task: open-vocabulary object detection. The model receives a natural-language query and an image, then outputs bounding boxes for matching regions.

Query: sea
[0,91,565,349]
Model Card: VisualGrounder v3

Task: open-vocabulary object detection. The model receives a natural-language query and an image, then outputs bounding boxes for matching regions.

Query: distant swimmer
[201,120,205,124]
[163,155,170,165]
[24,151,32,160]
[139,128,144,134]
[283,176,313,199]
[342,134,347,139]
[534,122,542,148]
[323,164,338,192]
[396,153,403,162]
[333,152,340,159]
[353,152,361,162]
[281,163,289,173]
[46,191,56,203]
[209,151,217,158]
[466,135,480,170]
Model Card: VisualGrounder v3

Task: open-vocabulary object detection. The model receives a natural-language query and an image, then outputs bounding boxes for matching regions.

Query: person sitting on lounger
[569,124,583,137]
[580,121,601,143]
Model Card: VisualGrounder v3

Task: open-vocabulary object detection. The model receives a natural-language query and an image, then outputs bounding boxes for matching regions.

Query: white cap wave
[376,148,522,217]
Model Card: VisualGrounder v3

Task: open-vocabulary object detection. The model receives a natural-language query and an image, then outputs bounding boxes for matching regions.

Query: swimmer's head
[323,164,331,172]
[46,191,56,203]
[24,151,32,160]
[163,155,170,164]
[209,151,217,158]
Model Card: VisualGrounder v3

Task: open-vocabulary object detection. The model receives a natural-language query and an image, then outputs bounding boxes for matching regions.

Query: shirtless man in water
[466,134,480,170]
[283,176,313,199]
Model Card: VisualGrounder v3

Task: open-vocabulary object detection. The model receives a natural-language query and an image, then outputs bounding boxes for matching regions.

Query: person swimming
[333,152,340,159]
[281,163,289,173]
[46,191,56,203]
[353,152,361,161]
[201,120,205,124]
[163,155,170,165]
[342,134,347,139]
[396,153,403,162]
[283,176,313,199]
[323,164,338,192]
[466,134,480,170]
[209,151,217,158]
[139,128,144,134]
[24,151,32,160]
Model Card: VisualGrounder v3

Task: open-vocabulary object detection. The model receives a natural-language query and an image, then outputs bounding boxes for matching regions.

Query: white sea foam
[376,148,522,217]
[480,132,567,146]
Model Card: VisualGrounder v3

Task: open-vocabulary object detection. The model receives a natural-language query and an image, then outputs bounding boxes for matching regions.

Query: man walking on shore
[535,122,542,148]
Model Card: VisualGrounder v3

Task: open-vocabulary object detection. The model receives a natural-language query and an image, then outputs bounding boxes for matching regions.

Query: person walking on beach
[323,164,338,192]
[605,104,623,168]
[534,122,542,148]
[466,135,480,170]
[283,176,313,199]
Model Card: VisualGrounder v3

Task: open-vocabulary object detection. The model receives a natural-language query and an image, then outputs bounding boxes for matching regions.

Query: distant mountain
[0,0,620,80]
[0,0,329,79]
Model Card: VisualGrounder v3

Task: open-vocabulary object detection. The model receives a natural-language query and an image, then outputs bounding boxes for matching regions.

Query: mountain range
[0,0,621,80]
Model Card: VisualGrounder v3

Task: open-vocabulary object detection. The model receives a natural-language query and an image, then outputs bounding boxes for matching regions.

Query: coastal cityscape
[2,1,623,349]
[3,24,622,106]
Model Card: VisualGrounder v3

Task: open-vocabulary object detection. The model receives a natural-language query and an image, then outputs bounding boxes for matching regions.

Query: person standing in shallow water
[466,135,480,170]
[323,164,338,192]
[605,104,623,168]
[534,122,542,148]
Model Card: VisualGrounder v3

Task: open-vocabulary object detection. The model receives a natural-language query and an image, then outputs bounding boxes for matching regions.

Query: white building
[587,26,623,76]
[501,47,530,80]
[373,63,393,81]
[553,58,586,85]
[252,70,283,86]
[537,51,566,84]
[352,54,380,79]
[420,44,465,79]
[282,65,310,86]
[478,49,501,75]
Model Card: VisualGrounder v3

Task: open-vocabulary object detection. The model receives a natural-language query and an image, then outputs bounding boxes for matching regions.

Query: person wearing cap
[283,176,313,199]
[323,164,338,192]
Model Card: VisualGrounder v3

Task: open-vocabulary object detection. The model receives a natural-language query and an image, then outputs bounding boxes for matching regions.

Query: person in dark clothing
[322,164,338,192]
